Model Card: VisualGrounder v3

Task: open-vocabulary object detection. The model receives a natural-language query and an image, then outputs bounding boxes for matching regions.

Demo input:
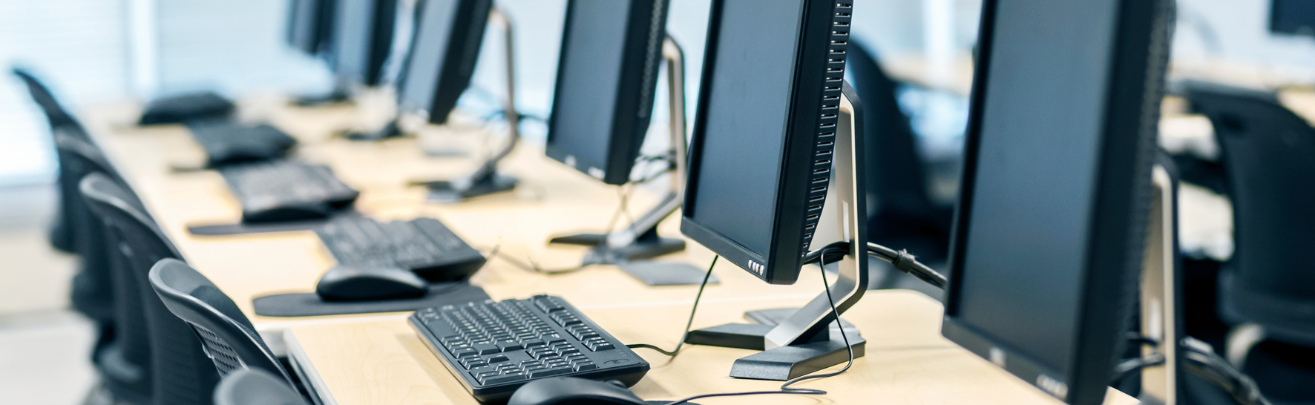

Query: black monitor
[396,0,492,124]
[330,0,398,87]
[286,0,336,55]
[940,0,1170,404]
[681,0,851,285]
[544,0,671,186]
[1271,0,1315,36]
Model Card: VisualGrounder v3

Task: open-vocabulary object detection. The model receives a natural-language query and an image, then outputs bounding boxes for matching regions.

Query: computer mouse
[507,378,647,405]
[315,265,428,301]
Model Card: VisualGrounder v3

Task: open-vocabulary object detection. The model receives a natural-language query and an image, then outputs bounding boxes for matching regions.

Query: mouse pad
[252,283,490,317]
[187,210,360,236]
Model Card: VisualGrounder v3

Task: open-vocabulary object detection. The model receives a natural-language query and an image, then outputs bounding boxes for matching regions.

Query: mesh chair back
[81,174,220,405]
[150,259,290,383]
[1188,84,1315,346]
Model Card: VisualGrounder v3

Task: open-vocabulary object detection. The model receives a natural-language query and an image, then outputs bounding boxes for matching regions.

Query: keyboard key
[488,355,510,364]
[473,343,500,355]
[574,362,597,372]
[482,373,527,385]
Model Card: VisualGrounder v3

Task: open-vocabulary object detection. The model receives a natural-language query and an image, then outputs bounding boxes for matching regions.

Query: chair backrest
[213,369,307,405]
[1186,84,1315,346]
[58,133,139,326]
[846,41,937,218]
[80,173,220,405]
[150,258,290,383]
[11,66,87,134]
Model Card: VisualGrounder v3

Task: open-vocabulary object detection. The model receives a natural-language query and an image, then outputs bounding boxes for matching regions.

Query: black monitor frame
[1270,0,1315,36]
[330,0,398,88]
[544,0,672,186]
[940,0,1170,404]
[680,0,852,285]
[396,0,493,125]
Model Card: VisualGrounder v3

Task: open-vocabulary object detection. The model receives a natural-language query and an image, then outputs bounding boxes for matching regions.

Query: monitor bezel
[680,0,852,285]
[330,0,398,88]
[940,0,1166,404]
[544,0,671,186]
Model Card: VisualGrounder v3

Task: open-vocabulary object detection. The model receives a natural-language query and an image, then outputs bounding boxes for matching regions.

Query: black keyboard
[139,91,234,125]
[219,161,358,223]
[190,122,297,166]
[409,295,649,402]
[316,216,486,281]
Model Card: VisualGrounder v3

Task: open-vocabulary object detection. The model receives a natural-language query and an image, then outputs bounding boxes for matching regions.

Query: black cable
[1181,343,1272,405]
[626,255,718,357]
[1110,353,1165,383]
[664,253,855,405]
[866,242,947,289]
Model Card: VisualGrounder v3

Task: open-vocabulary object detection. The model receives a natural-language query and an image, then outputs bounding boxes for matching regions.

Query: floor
[0,183,98,405]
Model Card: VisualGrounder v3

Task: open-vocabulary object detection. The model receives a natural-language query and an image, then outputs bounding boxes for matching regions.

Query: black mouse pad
[253,283,490,317]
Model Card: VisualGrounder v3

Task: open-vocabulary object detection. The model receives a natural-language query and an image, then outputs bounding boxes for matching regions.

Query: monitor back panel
[940,0,1170,404]
[397,0,492,124]
[680,0,852,285]
[1272,0,1315,36]
[544,0,671,186]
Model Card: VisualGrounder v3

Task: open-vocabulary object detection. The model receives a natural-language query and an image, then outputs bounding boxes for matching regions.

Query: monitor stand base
[685,324,865,381]
[743,308,856,331]
[415,173,517,203]
[345,120,403,141]
[548,230,713,286]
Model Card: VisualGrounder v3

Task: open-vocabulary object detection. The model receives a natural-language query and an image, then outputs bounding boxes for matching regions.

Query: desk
[76,96,840,354]
[286,290,1136,405]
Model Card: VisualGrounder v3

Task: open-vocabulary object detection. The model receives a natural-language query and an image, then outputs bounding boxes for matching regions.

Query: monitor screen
[396,0,489,124]
[546,0,668,185]
[687,0,803,258]
[942,0,1166,403]
[331,0,396,87]
[398,0,457,119]
[1271,0,1315,35]
[681,0,850,285]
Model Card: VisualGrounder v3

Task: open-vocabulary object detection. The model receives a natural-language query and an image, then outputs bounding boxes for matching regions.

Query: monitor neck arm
[604,35,688,248]
[765,85,869,349]
[459,6,520,187]
[1139,164,1181,405]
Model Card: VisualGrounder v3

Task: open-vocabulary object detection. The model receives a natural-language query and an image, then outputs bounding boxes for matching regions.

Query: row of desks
[81,96,1134,404]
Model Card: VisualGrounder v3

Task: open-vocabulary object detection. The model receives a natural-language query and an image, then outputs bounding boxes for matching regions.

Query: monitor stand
[547,37,713,286]
[411,8,521,202]
[685,85,869,381]
[1139,163,1183,405]
[292,82,351,107]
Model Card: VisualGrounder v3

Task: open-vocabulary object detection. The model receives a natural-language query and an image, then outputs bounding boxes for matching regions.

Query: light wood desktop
[286,290,1137,405]
[76,96,843,354]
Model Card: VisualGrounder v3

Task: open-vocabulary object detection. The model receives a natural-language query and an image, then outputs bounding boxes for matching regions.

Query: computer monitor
[286,0,335,55]
[1271,0,1315,36]
[396,0,492,124]
[545,0,671,186]
[682,0,852,285]
[940,1,1170,404]
[330,0,398,87]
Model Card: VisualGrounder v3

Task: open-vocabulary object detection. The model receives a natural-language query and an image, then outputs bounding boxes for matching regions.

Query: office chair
[149,258,291,383]
[81,173,221,405]
[846,40,954,271]
[213,369,307,405]
[58,134,158,403]
[12,66,89,253]
[1186,85,1315,404]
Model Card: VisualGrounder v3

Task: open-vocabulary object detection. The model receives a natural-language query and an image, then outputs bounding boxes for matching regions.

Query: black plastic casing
[544,0,671,186]
[331,0,398,87]
[403,0,493,124]
[940,0,1171,404]
[680,0,853,285]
